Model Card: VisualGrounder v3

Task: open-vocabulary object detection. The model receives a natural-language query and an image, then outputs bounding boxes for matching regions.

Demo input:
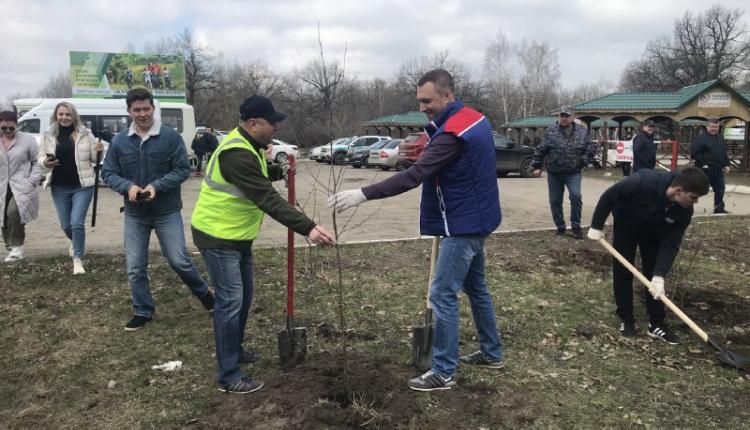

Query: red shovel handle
[287,155,296,318]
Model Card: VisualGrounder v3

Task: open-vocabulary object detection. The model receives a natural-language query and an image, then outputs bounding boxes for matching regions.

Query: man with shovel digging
[329,69,504,392]
[191,95,336,394]
[587,167,709,344]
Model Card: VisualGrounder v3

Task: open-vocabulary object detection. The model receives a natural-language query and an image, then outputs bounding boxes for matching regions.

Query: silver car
[368,138,403,170]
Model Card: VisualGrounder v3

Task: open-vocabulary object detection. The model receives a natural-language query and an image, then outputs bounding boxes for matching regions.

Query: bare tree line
[10,4,750,146]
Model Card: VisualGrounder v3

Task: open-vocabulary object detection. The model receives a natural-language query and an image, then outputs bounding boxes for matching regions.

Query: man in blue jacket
[102,89,214,331]
[329,69,504,392]
[587,167,709,344]
[632,120,657,172]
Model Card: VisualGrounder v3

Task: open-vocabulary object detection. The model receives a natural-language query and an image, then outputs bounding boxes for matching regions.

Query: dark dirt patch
[192,352,536,429]
[675,288,750,327]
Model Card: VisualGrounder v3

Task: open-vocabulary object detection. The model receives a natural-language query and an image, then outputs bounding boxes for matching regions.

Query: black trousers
[702,166,726,211]
[612,221,665,325]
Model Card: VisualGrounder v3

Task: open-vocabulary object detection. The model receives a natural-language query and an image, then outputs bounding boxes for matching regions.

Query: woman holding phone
[40,102,104,274]
[0,110,43,263]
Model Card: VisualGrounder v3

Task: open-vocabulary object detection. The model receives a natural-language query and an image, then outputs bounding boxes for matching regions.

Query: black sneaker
[238,350,261,364]
[458,351,506,369]
[407,370,456,392]
[217,376,264,394]
[199,292,215,313]
[713,208,729,214]
[572,227,583,239]
[619,321,637,338]
[556,228,566,236]
[648,324,679,345]
[124,315,152,332]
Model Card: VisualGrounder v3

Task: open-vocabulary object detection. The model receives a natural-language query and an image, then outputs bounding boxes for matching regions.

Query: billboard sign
[70,51,186,102]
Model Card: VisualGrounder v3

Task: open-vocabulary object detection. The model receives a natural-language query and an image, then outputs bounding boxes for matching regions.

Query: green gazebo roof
[574,80,750,112]
[363,111,428,127]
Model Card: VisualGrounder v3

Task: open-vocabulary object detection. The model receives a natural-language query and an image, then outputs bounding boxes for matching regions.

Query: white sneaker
[4,247,24,263]
[73,258,86,275]
[68,241,74,257]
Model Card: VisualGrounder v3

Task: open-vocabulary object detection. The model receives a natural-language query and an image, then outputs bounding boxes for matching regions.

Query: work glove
[328,189,367,213]
[587,228,604,241]
[650,276,665,300]
[280,161,292,177]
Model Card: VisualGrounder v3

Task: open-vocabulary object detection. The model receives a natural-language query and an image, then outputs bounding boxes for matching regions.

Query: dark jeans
[546,172,582,230]
[200,247,254,386]
[611,221,665,325]
[702,167,726,211]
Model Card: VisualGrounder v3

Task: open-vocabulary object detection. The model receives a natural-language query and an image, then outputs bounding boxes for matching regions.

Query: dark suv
[493,132,535,177]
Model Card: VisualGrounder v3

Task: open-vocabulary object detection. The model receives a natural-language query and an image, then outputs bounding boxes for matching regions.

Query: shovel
[412,236,439,371]
[278,156,307,370]
[598,238,749,371]
[91,144,103,228]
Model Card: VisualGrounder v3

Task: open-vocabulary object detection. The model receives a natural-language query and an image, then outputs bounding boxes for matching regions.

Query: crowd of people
[0,69,735,394]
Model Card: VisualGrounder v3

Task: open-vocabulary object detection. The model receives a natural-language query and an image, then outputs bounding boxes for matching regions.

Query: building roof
[575,80,750,112]
[362,111,428,127]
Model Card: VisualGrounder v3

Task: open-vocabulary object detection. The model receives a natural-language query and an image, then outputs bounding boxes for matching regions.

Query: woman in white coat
[0,111,43,262]
[40,102,103,274]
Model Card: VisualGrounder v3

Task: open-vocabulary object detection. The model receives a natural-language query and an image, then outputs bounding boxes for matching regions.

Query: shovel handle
[426,237,439,310]
[598,238,709,342]
[287,155,296,318]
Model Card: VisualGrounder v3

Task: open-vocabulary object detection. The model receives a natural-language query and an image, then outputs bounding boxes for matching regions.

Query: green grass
[1,217,749,428]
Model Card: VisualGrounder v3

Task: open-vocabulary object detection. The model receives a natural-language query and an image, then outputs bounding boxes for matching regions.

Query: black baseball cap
[239,95,287,123]
[643,119,656,126]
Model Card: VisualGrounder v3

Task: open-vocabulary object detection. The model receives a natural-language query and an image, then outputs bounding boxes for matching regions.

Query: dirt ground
[21,161,750,258]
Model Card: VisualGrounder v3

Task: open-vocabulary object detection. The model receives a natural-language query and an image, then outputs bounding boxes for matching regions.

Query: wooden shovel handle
[425,237,439,310]
[598,238,709,342]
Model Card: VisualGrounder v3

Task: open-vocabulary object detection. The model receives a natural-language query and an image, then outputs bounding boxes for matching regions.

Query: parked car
[311,137,346,162]
[318,137,355,165]
[268,139,299,162]
[493,132,535,177]
[346,135,391,168]
[369,138,403,170]
[397,132,429,169]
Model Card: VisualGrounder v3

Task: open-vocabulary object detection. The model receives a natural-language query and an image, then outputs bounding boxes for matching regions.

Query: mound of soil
[192,352,534,429]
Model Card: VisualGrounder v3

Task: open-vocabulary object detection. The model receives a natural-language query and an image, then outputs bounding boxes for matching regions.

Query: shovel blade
[708,337,749,371]
[278,327,307,370]
[411,326,433,371]
[716,348,750,371]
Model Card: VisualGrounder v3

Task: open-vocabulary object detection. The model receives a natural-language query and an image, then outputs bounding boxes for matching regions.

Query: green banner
[70,51,186,102]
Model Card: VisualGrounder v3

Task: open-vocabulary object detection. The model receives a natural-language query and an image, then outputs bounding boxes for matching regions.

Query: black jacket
[690,131,730,168]
[632,131,656,172]
[590,170,693,277]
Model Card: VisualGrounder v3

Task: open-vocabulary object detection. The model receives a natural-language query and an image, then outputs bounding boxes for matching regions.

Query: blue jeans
[51,185,94,258]
[200,248,254,386]
[124,210,209,318]
[430,235,503,377]
[547,172,582,230]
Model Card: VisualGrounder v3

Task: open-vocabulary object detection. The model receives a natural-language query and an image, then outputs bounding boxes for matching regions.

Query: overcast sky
[2,0,748,102]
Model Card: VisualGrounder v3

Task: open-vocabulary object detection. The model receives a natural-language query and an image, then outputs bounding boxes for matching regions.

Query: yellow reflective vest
[191,128,268,240]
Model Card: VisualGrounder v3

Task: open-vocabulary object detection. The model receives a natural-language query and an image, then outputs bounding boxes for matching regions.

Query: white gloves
[280,162,291,177]
[650,276,665,300]
[328,189,367,213]
[587,228,604,240]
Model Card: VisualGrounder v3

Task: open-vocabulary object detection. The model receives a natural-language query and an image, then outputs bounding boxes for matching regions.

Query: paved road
[18,161,750,257]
